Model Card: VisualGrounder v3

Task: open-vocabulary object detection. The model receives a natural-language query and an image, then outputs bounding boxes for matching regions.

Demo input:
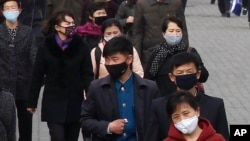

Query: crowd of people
[2,0,247,141]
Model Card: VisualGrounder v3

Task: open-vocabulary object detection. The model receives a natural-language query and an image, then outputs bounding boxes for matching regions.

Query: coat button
[122,103,126,107]
[121,86,125,91]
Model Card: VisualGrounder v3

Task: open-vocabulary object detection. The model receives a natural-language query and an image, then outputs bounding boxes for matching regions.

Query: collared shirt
[115,73,136,141]
[8,27,17,43]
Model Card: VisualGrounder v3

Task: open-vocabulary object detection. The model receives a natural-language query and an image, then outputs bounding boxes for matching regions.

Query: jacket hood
[165,117,218,141]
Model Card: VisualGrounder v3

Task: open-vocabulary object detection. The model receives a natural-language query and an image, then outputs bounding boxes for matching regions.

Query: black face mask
[59,25,75,38]
[105,61,128,79]
[65,25,75,38]
[175,73,197,90]
[95,16,108,25]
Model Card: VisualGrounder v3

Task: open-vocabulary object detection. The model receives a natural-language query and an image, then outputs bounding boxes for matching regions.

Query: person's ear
[54,25,60,32]
[19,8,22,13]
[169,73,175,82]
[196,107,200,117]
[89,15,94,22]
[196,70,201,79]
[126,55,133,64]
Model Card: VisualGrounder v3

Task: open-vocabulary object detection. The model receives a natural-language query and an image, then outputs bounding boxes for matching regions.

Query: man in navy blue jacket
[145,52,229,141]
[80,36,160,141]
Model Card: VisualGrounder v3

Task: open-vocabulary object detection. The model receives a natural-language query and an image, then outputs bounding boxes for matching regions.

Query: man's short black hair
[87,2,106,17]
[1,0,20,9]
[103,36,133,57]
[166,90,199,118]
[169,52,201,72]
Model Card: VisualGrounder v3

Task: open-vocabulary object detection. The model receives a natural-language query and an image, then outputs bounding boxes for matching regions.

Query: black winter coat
[0,22,36,100]
[80,73,160,141]
[28,34,94,123]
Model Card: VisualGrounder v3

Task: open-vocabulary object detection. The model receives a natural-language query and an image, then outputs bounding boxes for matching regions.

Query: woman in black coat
[144,17,209,96]
[27,10,94,141]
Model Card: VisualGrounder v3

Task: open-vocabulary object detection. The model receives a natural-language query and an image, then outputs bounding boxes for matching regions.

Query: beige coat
[91,42,144,79]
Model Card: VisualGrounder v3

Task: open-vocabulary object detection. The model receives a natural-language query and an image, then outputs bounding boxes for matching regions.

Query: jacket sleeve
[90,48,97,79]
[176,1,189,47]
[190,48,209,82]
[27,45,46,108]
[144,102,161,141]
[80,82,110,137]
[6,93,16,141]
[115,2,127,27]
[143,81,161,141]
[8,102,16,141]
[132,1,144,57]
[29,33,38,65]
[81,41,94,94]
[132,47,144,77]
[215,99,230,141]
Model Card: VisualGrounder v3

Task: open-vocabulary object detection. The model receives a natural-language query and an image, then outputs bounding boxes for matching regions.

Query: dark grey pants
[47,122,80,141]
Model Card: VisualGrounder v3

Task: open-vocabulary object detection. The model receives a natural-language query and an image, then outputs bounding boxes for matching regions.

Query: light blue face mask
[3,11,20,23]
[163,34,183,45]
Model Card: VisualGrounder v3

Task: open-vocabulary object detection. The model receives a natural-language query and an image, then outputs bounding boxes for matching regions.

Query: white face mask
[163,34,183,45]
[104,35,114,42]
[174,115,198,134]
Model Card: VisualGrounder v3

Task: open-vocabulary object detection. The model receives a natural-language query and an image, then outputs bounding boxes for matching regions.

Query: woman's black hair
[101,18,123,34]
[162,16,183,33]
[42,9,74,36]
[166,90,199,118]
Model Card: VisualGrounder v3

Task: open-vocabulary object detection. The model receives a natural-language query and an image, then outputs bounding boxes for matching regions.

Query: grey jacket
[0,89,16,141]
[0,22,37,100]
[115,1,136,39]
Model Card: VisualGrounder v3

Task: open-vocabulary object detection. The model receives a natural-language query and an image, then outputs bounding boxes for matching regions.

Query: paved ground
[27,0,250,140]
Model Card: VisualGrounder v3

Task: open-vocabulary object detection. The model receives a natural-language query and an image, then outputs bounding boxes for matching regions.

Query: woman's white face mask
[103,25,122,42]
[174,115,198,134]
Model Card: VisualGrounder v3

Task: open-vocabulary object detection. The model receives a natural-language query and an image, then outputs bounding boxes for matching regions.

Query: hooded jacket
[164,118,225,141]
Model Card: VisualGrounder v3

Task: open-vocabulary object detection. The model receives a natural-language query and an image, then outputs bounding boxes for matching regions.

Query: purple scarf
[55,34,72,51]
[75,22,102,37]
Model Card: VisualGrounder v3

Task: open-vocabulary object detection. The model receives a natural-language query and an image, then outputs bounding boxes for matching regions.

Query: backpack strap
[95,46,102,79]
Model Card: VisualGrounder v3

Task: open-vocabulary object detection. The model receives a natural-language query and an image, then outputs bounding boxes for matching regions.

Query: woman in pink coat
[90,18,144,79]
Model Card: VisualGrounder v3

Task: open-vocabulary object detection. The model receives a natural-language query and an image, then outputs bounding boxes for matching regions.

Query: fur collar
[44,34,84,58]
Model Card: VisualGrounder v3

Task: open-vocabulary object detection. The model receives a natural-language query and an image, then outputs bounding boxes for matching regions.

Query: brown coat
[133,0,189,70]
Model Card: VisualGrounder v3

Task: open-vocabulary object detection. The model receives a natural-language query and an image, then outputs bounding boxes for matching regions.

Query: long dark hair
[42,9,74,36]
[101,18,123,34]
